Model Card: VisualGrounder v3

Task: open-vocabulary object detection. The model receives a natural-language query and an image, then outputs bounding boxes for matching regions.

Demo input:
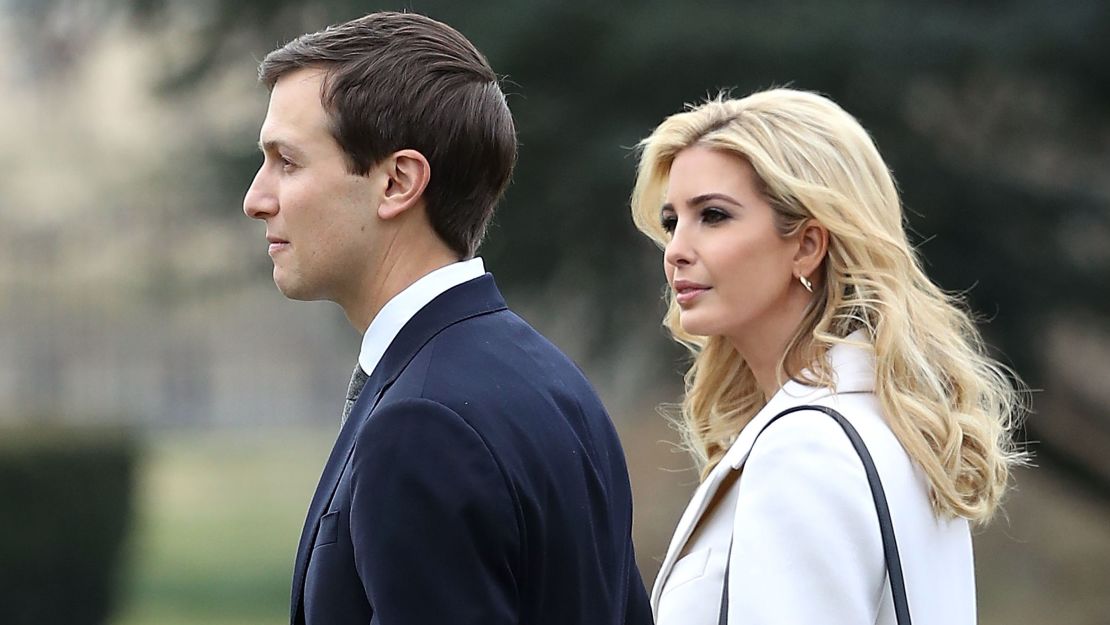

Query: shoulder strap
[718,404,912,625]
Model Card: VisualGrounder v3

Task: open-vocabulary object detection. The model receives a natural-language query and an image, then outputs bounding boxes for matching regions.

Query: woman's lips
[673,280,710,305]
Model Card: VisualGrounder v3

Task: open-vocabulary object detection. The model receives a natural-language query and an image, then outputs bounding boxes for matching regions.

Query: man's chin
[273,271,315,301]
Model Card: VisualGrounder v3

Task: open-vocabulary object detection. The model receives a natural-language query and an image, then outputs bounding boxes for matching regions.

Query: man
[242,12,652,625]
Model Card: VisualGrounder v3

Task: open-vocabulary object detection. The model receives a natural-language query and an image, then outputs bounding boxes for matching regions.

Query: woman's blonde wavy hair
[630,88,1026,524]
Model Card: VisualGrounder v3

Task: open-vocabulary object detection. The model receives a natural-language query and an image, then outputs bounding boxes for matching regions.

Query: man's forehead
[260,69,330,146]
[272,66,329,98]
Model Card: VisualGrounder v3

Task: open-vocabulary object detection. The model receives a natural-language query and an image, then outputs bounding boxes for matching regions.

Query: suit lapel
[289,274,508,622]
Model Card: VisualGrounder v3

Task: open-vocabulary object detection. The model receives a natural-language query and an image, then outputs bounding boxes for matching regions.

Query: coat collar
[290,274,508,622]
[719,331,874,470]
[650,332,875,609]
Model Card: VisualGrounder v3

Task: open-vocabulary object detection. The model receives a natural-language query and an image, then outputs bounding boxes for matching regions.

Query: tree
[11,0,1110,485]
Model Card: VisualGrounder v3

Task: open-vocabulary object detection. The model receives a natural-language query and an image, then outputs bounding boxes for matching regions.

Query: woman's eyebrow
[688,192,742,207]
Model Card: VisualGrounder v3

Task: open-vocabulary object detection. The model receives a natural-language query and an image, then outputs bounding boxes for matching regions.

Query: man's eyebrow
[258,138,302,155]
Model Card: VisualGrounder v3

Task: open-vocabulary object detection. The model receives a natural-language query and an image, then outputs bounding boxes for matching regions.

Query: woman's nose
[664,224,694,267]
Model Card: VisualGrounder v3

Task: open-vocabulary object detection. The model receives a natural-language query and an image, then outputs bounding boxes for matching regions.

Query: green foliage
[112,428,335,625]
[107,0,1108,375]
[13,0,1110,473]
[0,427,138,625]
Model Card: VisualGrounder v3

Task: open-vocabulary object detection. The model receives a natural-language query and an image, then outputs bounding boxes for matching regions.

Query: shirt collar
[358,257,485,376]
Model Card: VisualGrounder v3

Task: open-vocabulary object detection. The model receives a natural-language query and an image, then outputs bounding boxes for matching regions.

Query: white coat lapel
[649,451,738,607]
[648,377,808,599]
[649,379,829,608]
[650,333,876,609]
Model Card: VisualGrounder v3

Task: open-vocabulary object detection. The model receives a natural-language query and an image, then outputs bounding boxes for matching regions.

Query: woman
[630,89,1025,625]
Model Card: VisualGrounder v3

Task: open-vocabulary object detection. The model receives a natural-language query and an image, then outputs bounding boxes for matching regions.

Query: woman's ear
[377,149,431,220]
[794,219,829,281]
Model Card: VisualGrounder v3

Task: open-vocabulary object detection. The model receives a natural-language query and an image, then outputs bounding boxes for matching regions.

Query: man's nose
[243,168,277,220]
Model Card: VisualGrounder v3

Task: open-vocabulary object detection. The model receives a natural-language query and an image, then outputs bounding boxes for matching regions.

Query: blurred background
[1,0,1107,623]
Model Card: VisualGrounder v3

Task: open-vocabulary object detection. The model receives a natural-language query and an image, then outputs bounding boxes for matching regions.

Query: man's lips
[267,235,290,255]
[672,279,710,305]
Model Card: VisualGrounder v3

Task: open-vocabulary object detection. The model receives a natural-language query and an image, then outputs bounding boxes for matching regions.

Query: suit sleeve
[348,397,520,625]
[625,549,653,625]
[726,411,887,624]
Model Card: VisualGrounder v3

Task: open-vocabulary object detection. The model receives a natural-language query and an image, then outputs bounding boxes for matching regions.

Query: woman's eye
[660,214,677,233]
[701,207,729,224]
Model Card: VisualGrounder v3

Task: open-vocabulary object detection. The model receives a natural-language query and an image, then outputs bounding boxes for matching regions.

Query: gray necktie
[341,364,369,426]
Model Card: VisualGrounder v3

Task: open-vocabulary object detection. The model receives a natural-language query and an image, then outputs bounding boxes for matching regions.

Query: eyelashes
[701,207,730,224]
[661,214,677,233]
[659,207,732,233]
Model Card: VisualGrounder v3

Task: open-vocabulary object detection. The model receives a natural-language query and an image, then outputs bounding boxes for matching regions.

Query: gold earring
[798,275,813,293]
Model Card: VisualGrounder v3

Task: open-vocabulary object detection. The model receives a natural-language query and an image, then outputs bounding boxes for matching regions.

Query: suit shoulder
[358,397,482,450]
[410,309,596,399]
[354,397,515,496]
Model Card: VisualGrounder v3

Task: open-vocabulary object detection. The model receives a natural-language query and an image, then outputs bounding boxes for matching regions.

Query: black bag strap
[718,404,912,625]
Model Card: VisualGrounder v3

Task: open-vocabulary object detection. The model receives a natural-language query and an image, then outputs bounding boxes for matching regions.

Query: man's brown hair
[259,12,517,259]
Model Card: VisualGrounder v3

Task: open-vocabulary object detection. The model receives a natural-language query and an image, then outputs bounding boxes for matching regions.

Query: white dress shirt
[358,257,485,377]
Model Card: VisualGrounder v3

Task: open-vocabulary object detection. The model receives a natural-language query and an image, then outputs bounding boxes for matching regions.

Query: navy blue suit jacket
[290,274,652,625]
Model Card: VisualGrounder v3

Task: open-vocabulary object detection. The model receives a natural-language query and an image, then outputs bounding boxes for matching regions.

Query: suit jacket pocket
[315,510,339,547]
[661,547,711,595]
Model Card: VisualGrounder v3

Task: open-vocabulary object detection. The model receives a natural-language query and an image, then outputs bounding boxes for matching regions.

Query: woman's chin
[678,317,715,338]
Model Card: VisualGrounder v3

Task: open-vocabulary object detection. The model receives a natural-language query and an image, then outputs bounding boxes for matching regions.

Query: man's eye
[280,156,297,172]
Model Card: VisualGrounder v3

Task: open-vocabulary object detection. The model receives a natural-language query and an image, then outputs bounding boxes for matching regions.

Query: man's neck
[341,244,459,334]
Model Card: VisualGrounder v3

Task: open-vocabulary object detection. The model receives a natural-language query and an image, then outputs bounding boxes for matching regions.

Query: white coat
[652,336,976,625]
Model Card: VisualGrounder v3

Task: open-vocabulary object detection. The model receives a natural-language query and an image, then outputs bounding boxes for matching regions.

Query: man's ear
[793,219,829,281]
[377,149,431,220]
